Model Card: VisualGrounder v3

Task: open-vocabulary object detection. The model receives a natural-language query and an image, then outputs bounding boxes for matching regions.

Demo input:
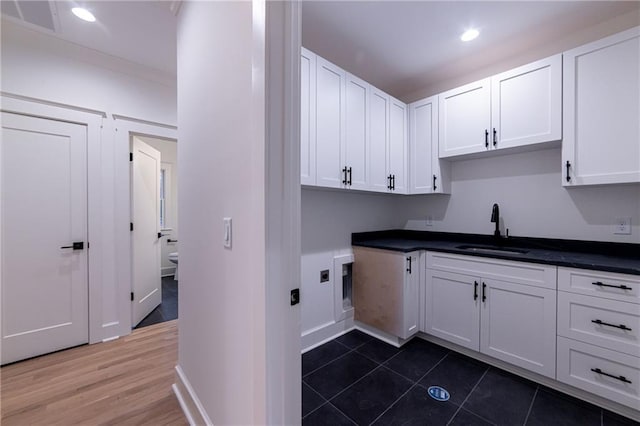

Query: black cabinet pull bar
[474,281,478,301]
[406,257,412,274]
[482,282,486,302]
[493,128,497,146]
[433,174,437,191]
[342,167,348,185]
[566,161,571,182]
[348,167,352,186]
[591,319,632,331]
[485,129,489,148]
[592,281,632,291]
[591,368,632,384]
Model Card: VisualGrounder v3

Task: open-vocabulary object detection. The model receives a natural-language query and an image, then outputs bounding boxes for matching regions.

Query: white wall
[1,20,176,125]
[177,2,267,424]
[402,148,640,243]
[1,19,178,341]
[302,187,406,254]
[137,136,179,276]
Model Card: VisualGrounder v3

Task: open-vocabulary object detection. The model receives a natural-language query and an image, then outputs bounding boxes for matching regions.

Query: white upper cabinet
[315,56,346,188]
[491,54,562,150]
[369,88,390,193]
[388,97,408,193]
[439,54,561,159]
[409,96,450,194]
[344,73,370,190]
[439,78,491,158]
[300,48,316,186]
[562,26,640,186]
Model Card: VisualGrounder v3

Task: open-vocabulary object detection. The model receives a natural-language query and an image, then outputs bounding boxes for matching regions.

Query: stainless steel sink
[455,245,529,255]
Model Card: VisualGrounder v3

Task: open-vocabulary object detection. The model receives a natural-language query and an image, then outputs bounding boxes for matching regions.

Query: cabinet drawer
[426,252,556,290]
[557,336,640,410]
[558,267,640,304]
[558,292,640,357]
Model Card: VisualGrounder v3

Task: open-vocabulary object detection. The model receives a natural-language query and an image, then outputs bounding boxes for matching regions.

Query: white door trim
[263,1,301,423]
[0,93,105,344]
[112,116,177,335]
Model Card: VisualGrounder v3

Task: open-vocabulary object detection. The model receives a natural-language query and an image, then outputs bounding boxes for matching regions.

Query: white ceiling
[1,0,177,76]
[302,1,640,100]
[2,1,638,100]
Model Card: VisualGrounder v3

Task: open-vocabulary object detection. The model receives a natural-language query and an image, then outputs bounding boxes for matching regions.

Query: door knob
[60,242,84,250]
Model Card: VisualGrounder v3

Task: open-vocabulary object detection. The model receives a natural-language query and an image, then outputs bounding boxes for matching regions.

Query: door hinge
[131,292,134,301]
[130,152,133,161]
[130,222,134,231]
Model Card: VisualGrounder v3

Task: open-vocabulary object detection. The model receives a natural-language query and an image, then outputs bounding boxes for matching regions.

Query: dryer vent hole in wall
[320,270,330,283]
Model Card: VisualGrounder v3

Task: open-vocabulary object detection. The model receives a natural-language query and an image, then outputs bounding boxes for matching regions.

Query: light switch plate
[223,217,232,248]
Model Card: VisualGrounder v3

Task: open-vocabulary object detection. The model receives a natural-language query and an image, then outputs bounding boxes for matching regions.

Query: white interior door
[131,137,162,326]
[1,112,88,365]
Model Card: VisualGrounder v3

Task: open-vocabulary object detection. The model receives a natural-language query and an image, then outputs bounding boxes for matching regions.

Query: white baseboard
[301,317,355,353]
[173,365,213,426]
[354,321,412,348]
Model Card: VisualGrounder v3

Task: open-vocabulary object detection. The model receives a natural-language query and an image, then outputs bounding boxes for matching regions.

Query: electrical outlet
[613,217,631,235]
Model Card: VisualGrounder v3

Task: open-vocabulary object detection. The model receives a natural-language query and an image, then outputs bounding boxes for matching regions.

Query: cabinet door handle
[591,319,632,331]
[485,129,489,148]
[482,282,486,302]
[348,167,352,186]
[391,175,395,190]
[565,161,571,182]
[406,257,412,274]
[591,368,632,384]
[592,281,632,291]
[493,128,497,147]
[342,167,348,185]
[433,174,437,191]
[474,281,478,301]
[387,175,391,190]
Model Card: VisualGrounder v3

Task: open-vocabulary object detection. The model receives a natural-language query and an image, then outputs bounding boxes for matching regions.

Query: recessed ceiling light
[460,29,479,42]
[72,7,96,22]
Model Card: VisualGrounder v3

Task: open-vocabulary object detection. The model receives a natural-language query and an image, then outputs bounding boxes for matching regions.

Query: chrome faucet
[491,203,500,237]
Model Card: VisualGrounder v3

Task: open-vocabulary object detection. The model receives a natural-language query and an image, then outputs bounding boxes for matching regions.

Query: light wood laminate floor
[1,320,186,426]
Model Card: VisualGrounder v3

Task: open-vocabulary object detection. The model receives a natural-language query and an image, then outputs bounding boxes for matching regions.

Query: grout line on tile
[522,385,539,426]
[327,401,359,426]
[327,364,384,403]
[302,346,357,378]
[301,401,327,420]
[446,367,489,425]
[368,383,419,425]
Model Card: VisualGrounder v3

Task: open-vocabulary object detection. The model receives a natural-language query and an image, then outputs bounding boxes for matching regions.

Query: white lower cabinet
[424,252,557,378]
[556,267,640,410]
[353,247,419,339]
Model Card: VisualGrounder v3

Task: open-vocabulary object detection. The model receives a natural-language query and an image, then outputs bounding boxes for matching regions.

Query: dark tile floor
[302,330,639,426]
[134,276,178,329]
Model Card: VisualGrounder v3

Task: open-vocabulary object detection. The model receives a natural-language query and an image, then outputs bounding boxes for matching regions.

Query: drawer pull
[591,319,632,331]
[592,281,632,291]
[590,368,632,384]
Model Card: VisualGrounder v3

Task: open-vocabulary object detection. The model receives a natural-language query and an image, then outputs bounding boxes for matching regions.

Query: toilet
[168,252,179,281]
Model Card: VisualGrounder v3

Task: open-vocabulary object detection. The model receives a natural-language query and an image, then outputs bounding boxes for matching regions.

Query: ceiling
[2,1,638,100]
[1,0,177,76]
[302,1,640,100]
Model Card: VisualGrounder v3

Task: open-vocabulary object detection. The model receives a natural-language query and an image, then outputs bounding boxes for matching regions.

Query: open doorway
[130,135,179,329]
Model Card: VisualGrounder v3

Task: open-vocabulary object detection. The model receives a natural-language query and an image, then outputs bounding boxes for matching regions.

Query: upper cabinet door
[389,97,407,193]
[344,73,369,190]
[439,79,491,158]
[315,56,345,189]
[491,54,561,151]
[563,26,640,186]
[409,96,436,194]
[369,88,390,193]
[300,48,316,186]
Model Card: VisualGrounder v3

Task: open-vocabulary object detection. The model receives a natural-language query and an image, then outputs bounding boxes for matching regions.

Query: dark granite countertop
[352,230,640,276]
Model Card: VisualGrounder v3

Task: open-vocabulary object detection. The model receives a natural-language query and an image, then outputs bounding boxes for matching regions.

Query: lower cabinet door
[557,336,640,410]
[425,270,480,351]
[480,278,557,378]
